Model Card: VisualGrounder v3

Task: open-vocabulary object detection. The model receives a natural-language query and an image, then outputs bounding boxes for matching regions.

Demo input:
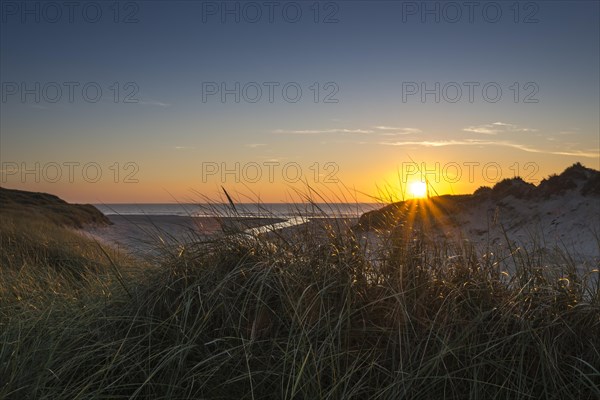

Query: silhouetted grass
[1,201,599,399]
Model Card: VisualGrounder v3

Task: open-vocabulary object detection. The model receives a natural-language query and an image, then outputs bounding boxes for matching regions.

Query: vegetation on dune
[0,214,140,309]
[357,163,600,231]
[0,187,111,228]
[1,195,599,399]
[1,175,599,399]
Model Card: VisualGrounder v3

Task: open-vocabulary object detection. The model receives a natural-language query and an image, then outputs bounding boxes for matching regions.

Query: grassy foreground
[1,209,599,399]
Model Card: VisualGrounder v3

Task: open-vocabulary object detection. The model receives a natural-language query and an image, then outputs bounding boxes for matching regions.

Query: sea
[94,203,382,219]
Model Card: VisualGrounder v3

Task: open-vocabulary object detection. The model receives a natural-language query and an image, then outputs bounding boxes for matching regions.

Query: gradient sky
[1,0,599,203]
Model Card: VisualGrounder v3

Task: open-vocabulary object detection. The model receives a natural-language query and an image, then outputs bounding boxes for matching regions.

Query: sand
[81,214,362,257]
[82,215,301,256]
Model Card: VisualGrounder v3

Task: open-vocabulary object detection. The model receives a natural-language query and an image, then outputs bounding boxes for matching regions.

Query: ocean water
[94,203,382,218]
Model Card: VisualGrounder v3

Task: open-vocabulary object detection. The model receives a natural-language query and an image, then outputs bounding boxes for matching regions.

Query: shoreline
[82,214,313,255]
[81,213,598,276]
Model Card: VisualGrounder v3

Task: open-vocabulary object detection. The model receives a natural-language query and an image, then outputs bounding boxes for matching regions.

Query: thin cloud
[139,100,171,107]
[174,146,195,150]
[259,157,285,163]
[379,139,599,158]
[376,127,422,136]
[380,140,468,147]
[273,126,422,136]
[464,126,498,135]
[273,128,374,135]
[464,122,537,135]
[245,143,267,148]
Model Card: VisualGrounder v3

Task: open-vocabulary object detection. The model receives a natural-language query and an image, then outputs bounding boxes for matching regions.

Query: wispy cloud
[374,126,422,136]
[273,128,374,135]
[464,122,537,135]
[174,146,195,150]
[245,143,266,148]
[379,139,599,158]
[139,100,171,107]
[273,126,422,136]
[258,156,286,163]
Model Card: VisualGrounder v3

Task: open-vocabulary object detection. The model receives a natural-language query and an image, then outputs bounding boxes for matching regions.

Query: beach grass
[0,203,599,399]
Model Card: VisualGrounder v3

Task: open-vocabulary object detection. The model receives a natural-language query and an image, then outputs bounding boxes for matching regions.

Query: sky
[1,0,599,203]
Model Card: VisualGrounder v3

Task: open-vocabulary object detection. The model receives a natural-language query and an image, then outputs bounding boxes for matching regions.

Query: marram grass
[0,210,599,400]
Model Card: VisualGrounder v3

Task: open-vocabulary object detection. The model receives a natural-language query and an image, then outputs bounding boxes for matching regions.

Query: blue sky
[1,0,599,202]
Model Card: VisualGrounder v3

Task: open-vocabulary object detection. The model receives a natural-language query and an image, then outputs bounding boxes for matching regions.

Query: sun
[409,181,428,198]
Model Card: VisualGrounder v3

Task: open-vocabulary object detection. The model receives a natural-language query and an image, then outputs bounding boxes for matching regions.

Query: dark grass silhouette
[1,177,599,399]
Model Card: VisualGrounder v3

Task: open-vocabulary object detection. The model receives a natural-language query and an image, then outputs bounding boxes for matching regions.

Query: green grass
[1,206,599,399]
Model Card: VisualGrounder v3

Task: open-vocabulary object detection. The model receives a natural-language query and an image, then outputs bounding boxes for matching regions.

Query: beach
[83,214,366,259]
[3,177,599,400]
[83,215,283,255]
[82,213,361,255]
